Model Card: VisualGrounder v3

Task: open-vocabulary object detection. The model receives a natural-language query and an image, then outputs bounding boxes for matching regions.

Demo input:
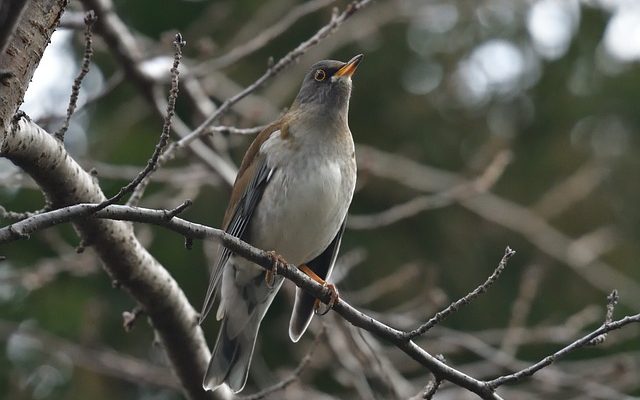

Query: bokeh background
[1,0,639,399]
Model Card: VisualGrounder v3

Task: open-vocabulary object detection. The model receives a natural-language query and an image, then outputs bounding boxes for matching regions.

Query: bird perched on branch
[200,54,363,393]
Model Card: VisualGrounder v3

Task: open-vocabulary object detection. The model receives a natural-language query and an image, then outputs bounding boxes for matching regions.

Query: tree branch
[402,247,515,340]
[2,195,639,398]
[1,119,228,400]
[0,0,68,132]
[485,312,640,389]
[54,10,96,141]
[0,199,501,399]
[0,201,495,399]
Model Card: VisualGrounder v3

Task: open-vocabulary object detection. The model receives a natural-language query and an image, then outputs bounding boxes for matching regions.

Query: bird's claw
[265,251,287,288]
[314,283,339,316]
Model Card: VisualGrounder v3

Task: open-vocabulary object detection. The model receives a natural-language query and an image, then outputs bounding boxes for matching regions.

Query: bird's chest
[250,139,355,265]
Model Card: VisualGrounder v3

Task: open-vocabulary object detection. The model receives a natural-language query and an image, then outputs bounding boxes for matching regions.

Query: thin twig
[0,202,499,399]
[162,199,193,220]
[1,201,638,399]
[81,0,237,185]
[402,247,516,340]
[37,71,124,126]
[55,10,97,141]
[485,311,640,389]
[99,33,185,210]
[0,203,52,221]
[435,326,633,399]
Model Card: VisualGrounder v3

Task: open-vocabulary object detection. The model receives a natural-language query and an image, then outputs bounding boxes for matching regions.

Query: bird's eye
[314,69,326,81]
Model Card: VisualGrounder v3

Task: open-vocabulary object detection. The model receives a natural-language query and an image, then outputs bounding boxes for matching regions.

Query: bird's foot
[314,283,339,316]
[299,264,339,315]
[265,250,287,288]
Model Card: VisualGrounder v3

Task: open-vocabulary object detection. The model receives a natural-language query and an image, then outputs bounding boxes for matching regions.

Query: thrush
[200,54,363,393]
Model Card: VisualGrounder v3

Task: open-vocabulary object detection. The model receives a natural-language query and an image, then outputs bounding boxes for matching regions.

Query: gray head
[292,54,363,118]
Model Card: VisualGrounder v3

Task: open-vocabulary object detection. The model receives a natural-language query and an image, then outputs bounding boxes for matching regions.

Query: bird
[200,54,363,393]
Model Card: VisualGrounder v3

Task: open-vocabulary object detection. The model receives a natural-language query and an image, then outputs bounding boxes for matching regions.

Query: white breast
[249,128,355,266]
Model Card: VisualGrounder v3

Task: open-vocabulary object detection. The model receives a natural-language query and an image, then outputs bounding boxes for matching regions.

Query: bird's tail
[203,317,260,393]
[289,287,316,342]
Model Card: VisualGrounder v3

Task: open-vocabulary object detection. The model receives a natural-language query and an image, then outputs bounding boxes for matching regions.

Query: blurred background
[1,0,639,398]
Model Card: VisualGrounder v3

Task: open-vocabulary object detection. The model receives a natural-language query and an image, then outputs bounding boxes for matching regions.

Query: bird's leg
[265,251,287,288]
[299,264,339,315]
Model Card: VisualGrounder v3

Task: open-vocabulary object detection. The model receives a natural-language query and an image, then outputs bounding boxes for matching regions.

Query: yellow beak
[334,54,364,78]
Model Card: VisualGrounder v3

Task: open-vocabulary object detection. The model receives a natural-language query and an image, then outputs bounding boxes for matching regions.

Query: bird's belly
[250,161,349,265]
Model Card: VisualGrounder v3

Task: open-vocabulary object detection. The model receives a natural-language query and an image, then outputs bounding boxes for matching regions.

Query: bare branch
[433,326,635,399]
[36,70,124,126]
[104,32,184,209]
[402,247,516,340]
[82,0,372,203]
[55,10,97,141]
[486,309,640,389]
[2,117,228,400]
[0,198,502,399]
[0,198,498,398]
[0,203,51,221]
[1,197,639,398]
[163,199,193,220]
[0,0,67,130]
[3,3,637,399]
[80,0,237,185]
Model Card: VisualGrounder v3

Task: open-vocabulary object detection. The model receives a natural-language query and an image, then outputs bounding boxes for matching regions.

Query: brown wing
[199,121,285,323]
[221,121,283,228]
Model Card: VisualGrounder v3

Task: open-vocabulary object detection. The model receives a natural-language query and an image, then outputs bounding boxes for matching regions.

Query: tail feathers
[289,287,316,342]
[203,318,260,393]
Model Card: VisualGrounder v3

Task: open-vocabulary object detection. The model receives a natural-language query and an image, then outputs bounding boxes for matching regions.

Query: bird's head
[292,54,363,118]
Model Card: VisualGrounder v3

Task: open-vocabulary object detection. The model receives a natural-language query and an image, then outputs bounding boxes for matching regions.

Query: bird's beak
[334,54,364,79]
